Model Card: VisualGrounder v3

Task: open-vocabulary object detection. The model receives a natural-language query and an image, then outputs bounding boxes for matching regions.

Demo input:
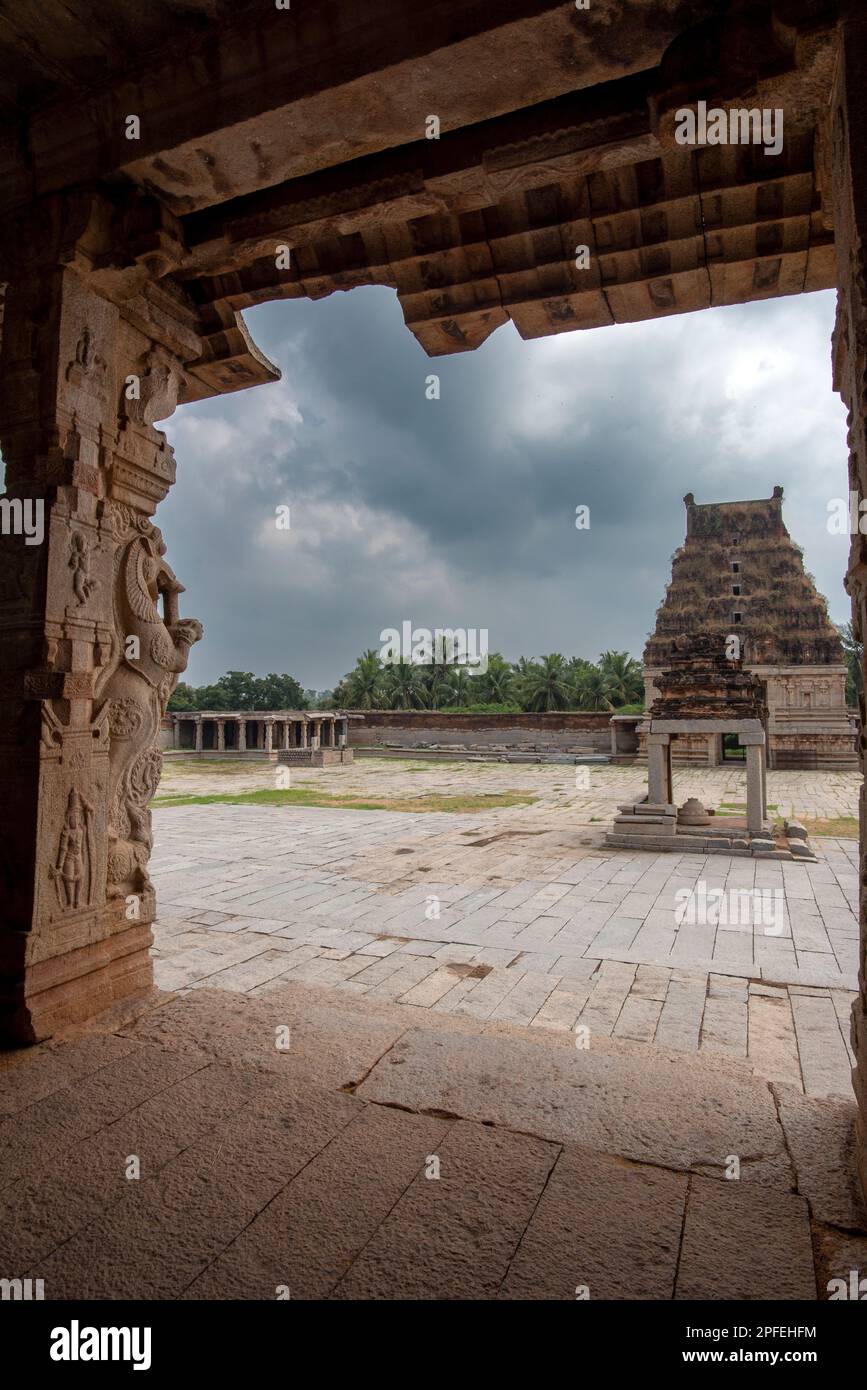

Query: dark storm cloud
[159,284,849,689]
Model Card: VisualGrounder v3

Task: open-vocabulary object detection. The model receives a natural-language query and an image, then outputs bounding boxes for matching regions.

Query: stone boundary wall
[346,710,614,752]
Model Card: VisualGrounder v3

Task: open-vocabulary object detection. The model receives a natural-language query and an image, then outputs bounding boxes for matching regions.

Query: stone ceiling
[0,0,843,396]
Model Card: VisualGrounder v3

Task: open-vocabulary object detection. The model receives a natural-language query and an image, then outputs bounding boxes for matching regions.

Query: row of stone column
[173,714,349,753]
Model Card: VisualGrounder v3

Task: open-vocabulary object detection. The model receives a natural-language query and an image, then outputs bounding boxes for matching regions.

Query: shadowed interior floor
[1,979,865,1301]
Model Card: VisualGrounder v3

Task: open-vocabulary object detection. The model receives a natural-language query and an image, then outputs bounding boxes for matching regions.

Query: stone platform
[1,980,864,1300]
[606,803,818,860]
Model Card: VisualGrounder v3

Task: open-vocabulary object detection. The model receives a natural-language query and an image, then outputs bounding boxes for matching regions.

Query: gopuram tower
[643,488,858,769]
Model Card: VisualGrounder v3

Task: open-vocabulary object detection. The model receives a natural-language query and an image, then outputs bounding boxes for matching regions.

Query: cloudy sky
[159,284,849,691]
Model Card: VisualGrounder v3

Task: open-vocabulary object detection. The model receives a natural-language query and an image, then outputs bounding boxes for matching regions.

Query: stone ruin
[643,490,858,769]
[608,633,816,860]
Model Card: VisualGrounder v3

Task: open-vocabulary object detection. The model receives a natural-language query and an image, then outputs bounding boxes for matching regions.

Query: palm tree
[478,652,516,705]
[598,650,643,706]
[382,658,428,710]
[516,653,576,712]
[575,665,616,711]
[343,650,385,709]
[442,665,474,707]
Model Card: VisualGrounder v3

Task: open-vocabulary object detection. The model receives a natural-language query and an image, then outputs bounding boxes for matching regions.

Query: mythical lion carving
[95,507,201,901]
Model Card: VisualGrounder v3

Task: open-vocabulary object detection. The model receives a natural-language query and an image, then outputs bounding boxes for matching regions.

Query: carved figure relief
[66,326,107,395]
[52,788,95,911]
[95,505,201,900]
[68,530,97,605]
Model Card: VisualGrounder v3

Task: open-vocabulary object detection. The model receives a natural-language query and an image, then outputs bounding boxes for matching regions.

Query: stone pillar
[0,203,202,1042]
[744,743,764,836]
[264,719,273,756]
[195,718,203,753]
[238,718,246,752]
[284,721,292,751]
[301,720,309,749]
[172,717,179,750]
[312,719,321,750]
[646,734,671,805]
[833,4,867,1198]
[216,720,225,752]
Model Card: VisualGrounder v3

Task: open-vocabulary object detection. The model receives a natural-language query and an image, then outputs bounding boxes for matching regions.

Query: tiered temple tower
[643,489,858,769]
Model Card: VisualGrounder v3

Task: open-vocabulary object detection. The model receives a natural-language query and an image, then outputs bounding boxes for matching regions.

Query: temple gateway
[643,489,858,769]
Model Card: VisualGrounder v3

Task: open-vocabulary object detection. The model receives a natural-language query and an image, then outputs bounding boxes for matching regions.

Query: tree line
[331,650,644,712]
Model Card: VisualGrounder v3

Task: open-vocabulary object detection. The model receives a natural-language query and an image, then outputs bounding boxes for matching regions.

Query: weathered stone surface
[184,1104,451,1300]
[125,982,407,1090]
[675,1176,816,1300]
[356,1027,792,1185]
[773,1086,867,1231]
[332,1119,558,1300]
[499,1145,687,1300]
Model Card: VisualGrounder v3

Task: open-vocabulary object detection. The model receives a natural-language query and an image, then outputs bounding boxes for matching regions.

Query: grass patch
[801,815,858,839]
[153,787,538,813]
[717,801,778,815]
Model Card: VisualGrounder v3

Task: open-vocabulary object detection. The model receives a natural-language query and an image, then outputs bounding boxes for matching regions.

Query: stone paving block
[790,993,854,1100]
[0,1063,279,1269]
[613,995,664,1042]
[675,1176,816,1300]
[356,1027,792,1185]
[34,1083,362,1299]
[746,994,802,1091]
[773,1087,867,1230]
[183,1105,451,1299]
[500,1146,687,1299]
[332,1119,559,1300]
[125,983,408,1091]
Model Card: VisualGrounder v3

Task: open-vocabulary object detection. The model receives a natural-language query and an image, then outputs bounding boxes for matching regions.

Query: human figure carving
[69,530,97,605]
[52,788,95,910]
[96,508,201,900]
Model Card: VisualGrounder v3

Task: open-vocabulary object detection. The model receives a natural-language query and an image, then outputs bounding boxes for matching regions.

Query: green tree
[477,652,515,704]
[342,650,385,709]
[574,665,616,711]
[515,653,575,712]
[597,650,643,706]
[382,658,428,710]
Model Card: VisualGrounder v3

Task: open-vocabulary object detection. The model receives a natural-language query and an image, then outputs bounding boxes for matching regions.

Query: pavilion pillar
[646,734,671,805]
[284,721,292,751]
[172,717,179,750]
[744,743,764,836]
[264,719,273,756]
[238,719,246,752]
[833,2,867,1198]
[195,717,203,753]
[301,720,309,749]
[216,720,225,752]
[0,199,201,1042]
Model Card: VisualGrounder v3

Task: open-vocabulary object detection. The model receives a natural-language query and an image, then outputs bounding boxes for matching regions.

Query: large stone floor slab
[0,978,861,1301]
[5,759,847,1301]
[355,1026,792,1185]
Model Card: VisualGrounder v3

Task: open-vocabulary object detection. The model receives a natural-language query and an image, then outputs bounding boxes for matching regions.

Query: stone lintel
[649,719,764,735]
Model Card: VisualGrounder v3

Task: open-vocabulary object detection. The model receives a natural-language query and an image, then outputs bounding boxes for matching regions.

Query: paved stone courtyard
[152,759,861,1102]
[3,760,865,1303]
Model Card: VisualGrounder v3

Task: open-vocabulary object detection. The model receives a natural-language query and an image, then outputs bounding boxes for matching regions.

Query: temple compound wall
[169,711,353,764]
[643,490,858,769]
